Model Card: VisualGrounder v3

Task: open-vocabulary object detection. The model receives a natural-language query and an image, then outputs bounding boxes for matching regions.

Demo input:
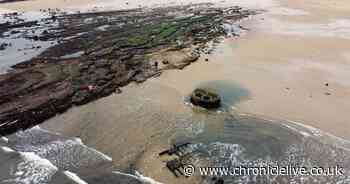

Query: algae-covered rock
[190,88,221,109]
[0,4,254,135]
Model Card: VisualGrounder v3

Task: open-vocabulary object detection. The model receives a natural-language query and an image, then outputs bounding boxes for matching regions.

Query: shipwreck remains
[190,88,221,109]
[159,142,193,177]
[159,142,191,156]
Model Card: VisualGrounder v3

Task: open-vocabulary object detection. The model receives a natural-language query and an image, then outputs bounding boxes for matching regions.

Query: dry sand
[0,0,97,11]
[0,0,275,12]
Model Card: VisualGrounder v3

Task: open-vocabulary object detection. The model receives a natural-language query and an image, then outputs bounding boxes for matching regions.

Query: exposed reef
[190,88,221,109]
[0,4,257,135]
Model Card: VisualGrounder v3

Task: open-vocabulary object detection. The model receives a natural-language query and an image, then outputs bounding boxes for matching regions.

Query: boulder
[190,88,221,109]
[151,49,199,70]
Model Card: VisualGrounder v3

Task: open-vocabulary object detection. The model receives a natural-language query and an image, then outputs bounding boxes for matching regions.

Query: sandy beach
[116,0,350,140]
[1,0,350,183]
[36,0,350,182]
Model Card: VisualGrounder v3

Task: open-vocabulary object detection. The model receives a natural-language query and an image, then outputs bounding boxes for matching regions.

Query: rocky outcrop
[190,88,221,109]
[0,4,255,135]
[151,49,200,70]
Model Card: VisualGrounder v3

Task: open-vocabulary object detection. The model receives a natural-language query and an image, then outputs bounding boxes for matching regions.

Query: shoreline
[0,4,255,135]
[1,0,350,183]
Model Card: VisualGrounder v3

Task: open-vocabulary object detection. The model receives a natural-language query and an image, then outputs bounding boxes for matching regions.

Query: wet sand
[130,0,350,140]
[0,0,274,12]
[232,0,350,140]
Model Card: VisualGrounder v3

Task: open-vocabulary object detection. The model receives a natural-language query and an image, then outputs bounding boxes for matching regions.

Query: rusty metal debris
[159,142,191,156]
[159,143,194,177]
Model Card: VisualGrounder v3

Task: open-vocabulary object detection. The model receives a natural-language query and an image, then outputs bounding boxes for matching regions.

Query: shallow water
[0,11,59,73]
[1,126,158,184]
[170,109,350,183]
[195,80,250,106]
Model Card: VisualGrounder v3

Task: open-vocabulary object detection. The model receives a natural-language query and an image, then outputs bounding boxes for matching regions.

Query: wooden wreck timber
[0,4,256,135]
[159,142,191,156]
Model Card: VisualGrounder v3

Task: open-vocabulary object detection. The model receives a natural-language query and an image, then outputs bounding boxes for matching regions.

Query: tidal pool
[170,103,350,183]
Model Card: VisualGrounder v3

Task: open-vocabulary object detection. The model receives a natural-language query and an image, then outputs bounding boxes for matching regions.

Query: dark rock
[166,159,184,177]
[215,178,224,184]
[159,142,191,156]
[0,4,254,135]
[190,88,221,109]
[72,90,91,105]
[10,30,20,34]
[0,43,9,51]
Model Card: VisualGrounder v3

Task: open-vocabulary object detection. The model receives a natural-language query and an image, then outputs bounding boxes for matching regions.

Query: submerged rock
[190,88,221,109]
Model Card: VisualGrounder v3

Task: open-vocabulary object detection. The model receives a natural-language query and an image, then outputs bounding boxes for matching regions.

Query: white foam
[287,120,322,137]
[283,124,311,137]
[1,136,9,143]
[1,146,15,153]
[11,125,114,171]
[16,126,113,162]
[135,171,164,184]
[111,171,164,184]
[112,171,139,179]
[286,120,350,151]
[209,142,245,160]
[88,146,113,162]
[63,171,88,184]
[3,151,58,184]
[20,152,58,169]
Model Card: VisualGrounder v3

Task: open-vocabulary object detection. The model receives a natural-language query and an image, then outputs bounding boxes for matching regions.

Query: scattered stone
[325,92,331,96]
